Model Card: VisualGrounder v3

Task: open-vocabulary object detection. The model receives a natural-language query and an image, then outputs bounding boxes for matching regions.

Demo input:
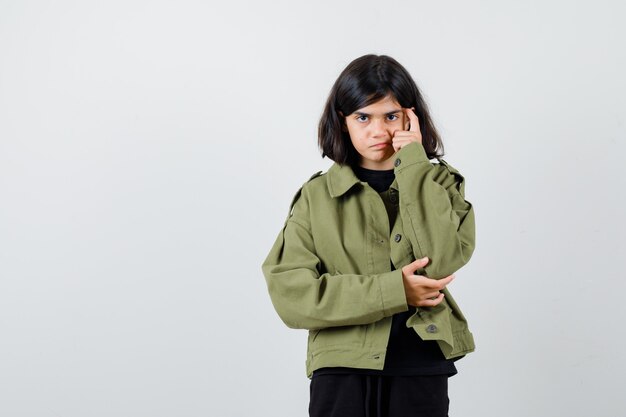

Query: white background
[1,1,625,416]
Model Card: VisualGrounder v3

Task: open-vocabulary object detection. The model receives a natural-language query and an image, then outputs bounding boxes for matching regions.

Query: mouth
[370,142,390,149]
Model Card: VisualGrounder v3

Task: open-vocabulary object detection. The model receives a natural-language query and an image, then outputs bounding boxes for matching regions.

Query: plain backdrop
[1,1,625,416]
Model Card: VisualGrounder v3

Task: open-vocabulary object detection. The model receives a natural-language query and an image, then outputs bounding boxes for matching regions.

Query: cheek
[348,133,362,149]
[346,124,362,142]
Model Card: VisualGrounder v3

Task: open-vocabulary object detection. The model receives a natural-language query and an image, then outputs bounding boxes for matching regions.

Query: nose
[370,118,390,138]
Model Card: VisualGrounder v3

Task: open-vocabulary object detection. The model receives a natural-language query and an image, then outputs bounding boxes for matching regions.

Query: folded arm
[261,186,408,330]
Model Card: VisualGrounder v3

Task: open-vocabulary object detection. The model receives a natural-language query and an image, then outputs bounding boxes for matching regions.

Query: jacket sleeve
[394,141,476,279]
[261,181,409,330]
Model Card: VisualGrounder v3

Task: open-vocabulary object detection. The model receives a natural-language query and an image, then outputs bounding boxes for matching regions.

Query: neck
[358,158,395,170]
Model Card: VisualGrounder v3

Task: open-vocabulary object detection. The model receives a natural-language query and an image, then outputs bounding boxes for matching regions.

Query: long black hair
[318,54,444,166]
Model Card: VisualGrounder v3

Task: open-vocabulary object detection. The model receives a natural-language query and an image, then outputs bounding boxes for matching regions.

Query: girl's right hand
[401,257,455,307]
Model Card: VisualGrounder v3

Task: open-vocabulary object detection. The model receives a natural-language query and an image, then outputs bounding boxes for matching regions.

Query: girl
[262,54,476,417]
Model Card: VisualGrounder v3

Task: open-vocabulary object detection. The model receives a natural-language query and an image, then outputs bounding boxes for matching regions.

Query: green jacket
[262,141,476,379]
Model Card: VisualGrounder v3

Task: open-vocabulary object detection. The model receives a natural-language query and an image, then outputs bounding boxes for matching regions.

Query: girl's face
[343,95,408,170]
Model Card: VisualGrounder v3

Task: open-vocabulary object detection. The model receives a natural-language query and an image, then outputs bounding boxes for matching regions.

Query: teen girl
[262,54,476,417]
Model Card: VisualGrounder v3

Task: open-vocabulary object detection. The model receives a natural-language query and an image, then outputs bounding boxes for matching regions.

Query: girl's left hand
[392,107,422,152]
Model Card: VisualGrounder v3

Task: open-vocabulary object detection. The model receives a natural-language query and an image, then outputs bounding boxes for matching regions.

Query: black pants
[309,374,449,417]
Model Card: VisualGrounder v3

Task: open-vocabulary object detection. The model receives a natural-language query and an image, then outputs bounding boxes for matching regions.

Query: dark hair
[318,54,444,166]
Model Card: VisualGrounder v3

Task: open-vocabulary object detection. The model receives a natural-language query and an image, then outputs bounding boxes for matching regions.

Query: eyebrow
[353,109,402,117]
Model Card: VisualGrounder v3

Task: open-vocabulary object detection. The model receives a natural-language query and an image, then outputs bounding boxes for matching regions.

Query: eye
[356,115,368,122]
[387,114,400,121]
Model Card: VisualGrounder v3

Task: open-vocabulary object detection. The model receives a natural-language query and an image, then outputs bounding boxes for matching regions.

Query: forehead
[353,95,402,114]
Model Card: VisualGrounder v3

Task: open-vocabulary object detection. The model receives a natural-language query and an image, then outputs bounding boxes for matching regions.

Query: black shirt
[312,165,457,377]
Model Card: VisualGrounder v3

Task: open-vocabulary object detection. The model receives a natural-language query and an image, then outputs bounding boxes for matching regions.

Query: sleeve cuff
[378,269,409,316]
[393,141,430,172]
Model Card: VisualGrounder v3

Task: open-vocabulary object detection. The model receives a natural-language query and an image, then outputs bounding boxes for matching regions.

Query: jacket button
[394,234,402,242]
[426,324,438,333]
[394,158,401,167]
[389,191,397,203]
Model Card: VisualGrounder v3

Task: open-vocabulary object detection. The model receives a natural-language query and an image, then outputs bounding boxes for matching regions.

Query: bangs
[342,89,394,114]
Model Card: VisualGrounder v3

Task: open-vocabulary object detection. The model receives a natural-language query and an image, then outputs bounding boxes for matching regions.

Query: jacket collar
[327,163,361,198]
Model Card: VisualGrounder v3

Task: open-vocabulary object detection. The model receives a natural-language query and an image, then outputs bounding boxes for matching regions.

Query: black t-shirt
[312,165,457,378]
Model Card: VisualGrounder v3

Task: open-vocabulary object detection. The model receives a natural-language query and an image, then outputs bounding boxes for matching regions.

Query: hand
[392,107,422,152]
[401,257,455,307]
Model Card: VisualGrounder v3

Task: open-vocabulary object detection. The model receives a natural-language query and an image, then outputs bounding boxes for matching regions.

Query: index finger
[437,274,455,287]
[404,107,421,133]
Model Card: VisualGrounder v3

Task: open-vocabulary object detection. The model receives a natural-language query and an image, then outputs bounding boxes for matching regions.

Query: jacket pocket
[309,324,368,353]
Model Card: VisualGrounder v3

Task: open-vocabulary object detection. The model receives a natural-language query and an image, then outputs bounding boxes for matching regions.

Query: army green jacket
[262,141,476,379]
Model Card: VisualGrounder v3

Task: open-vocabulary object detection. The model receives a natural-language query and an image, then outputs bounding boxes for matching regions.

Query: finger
[392,137,413,146]
[392,130,415,137]
[409,257,429,270]
[415,274,455,290]
[435,274,455,289]
[440,274,455,284]
[393,128,421,148]
[422,291,441,299]
[402,257,429,277]
[392,133,413,144]
[413,276,445,289]
[392,138,410,151]
[416,293,444,307]
[404,107,420,133]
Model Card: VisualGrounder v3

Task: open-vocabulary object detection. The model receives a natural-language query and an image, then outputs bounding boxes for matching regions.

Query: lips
[371,142,390,148]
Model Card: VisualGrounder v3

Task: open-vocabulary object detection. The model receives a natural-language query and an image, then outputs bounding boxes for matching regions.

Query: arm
[261,184,408,330]
[394,141,476,279]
